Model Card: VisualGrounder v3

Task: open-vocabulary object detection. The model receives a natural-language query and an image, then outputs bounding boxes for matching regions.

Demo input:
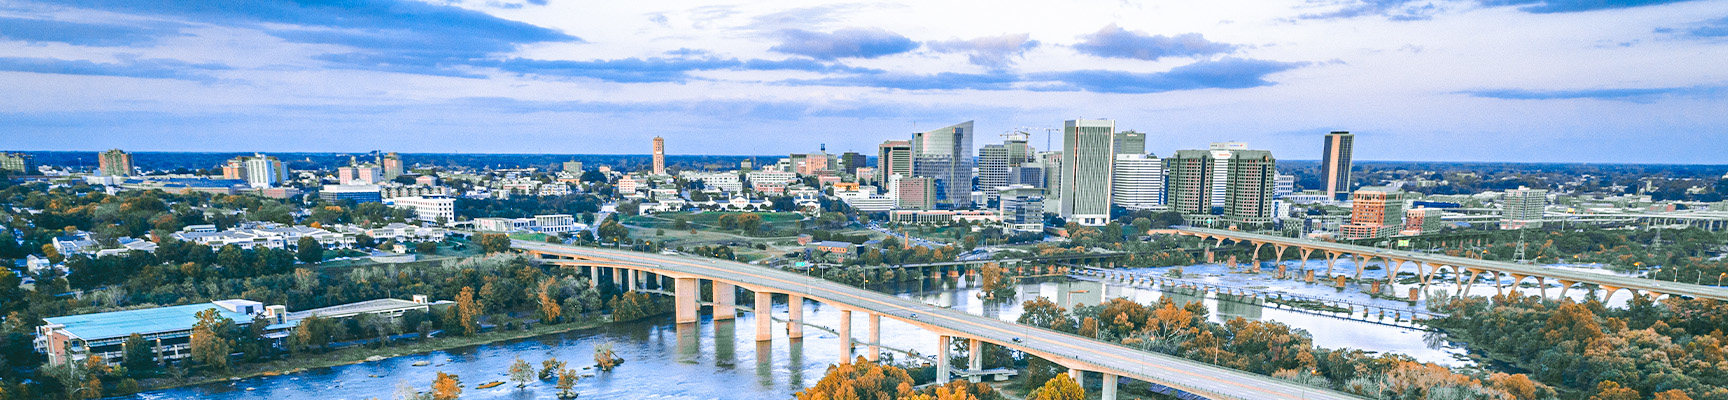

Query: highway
[1178,227,1728,300]
[513,240,1363,400]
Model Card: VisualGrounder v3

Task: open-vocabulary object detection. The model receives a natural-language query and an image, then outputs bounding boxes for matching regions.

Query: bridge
[512,240,1361,400]
[1165,227,1728,302]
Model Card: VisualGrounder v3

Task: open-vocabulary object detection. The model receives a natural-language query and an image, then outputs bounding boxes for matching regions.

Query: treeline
[1014,296,1553,400]
[1429,294,1728,400]
[454,193,605,220]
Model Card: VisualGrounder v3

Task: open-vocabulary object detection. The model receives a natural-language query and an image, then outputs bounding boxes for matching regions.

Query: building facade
[1059,119,1115,226]
[652,136,666,175]
[1111,153,1164,210]
[1502,187,1547,229]
[0,152,38,175]
[98,149,132,177]
[1114,130,1146,156]
[387,196,455,224]
[1321,131,1355,200]
[911,121,974,209]
[1163,144,1278,228]
[839,152,866,175]
[893,175,936,210]
[380,152,404,180]
[998,185,1046,231]
[1341,187,1408,239]
[876,140,912,185]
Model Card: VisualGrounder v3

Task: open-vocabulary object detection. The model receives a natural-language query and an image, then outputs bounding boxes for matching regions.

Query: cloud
[493,56,881,83]
[787,72,1021,91]
[0,56,229,81]
[1460,85,1726,102]
[0,16,185,46]
[1479,0,1701,13]
[926,33,1041,69]
[768,28,919,60]
[1033,58,1307,93]
[1299,0,1439,20]
[1656,17,1728,38]
[1072,24,1235,61]
[27,0,579,74]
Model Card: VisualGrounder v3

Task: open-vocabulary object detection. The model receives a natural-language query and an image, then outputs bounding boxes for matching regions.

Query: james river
[132,265,1469,400]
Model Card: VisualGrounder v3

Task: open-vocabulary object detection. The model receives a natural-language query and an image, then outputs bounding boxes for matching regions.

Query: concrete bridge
[513,240,1362,400]
[1165,227,1728,302]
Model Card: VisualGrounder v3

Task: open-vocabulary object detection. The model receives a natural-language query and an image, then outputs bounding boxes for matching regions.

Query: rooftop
[43,301,255,341]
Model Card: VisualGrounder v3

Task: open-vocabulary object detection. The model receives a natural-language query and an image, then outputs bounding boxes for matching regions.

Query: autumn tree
[456,286,482,336]
[1027,373,1084,400]
[794,357,917,400]
[1017,297,1074,332]
[538,278,562,323]
[1653,389,1694,400]
[476,233,512,253]
[509,357,534,388]
[1589,381,1639,400]
[977,265,1015,300]
[555,367,580,398]
[431,372,462,400]
[189,308,232,371]
[540,357,566,380]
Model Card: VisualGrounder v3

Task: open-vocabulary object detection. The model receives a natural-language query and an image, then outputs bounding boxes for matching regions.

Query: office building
[1405,208,1444,234]
[911,121,974,209]
[1111,154,1164,210]
[840,152,866,175]
[652,136,666,175]
[999,185,1046,231]
[1502,187,1547,229]
[892,175,936,210]
[223,153,288,188]
[1059,119,1114,226]
[380,152,404,180]
[339,165,382,185]
[387,195,455,225]
[98,149,132,177]
[978,131,1036,204]
[1114,130,1146,156]
[1274,173,1295,199]
[877,140,912,184]
[1037,151,1062,193]
[794,152,834,176]
[1321,131,1355,200]
[1341,187,1408,239]
[562,160,584,173]
[0,152,37,175]
[320,184,383,203]
[1164,143,1278,227]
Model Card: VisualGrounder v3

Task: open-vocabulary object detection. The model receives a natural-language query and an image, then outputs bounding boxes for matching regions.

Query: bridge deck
[514,240,1362,400]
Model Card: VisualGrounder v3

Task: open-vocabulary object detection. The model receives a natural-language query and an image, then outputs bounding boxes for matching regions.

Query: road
[513,240,1362,400]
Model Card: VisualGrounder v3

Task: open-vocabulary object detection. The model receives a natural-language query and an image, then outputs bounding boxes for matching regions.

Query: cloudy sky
[1,0,1725,163]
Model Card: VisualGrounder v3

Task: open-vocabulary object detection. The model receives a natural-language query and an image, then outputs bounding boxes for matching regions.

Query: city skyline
[2,0,1726,163]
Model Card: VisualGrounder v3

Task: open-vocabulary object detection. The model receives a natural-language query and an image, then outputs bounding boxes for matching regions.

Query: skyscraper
[840,151,866,175]
[876,140,912,184]
[1163,144,1277,228]
[979,132,1034,204]
[380,152,404,179]
[1321,131,1354,200]
[652,136,666,175]
[911,121,973,209]
[1114,130,1146,156]
[1111,154,1163,210]
[0,152,36,175]
[98,149,133,177]
[225,153,287,188]
[1341,187,1408,239]
[1502,187,1547,229]
[1058,119,1114,226]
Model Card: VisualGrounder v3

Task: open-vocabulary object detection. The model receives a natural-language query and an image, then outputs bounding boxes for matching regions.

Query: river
[131,271,1464,400]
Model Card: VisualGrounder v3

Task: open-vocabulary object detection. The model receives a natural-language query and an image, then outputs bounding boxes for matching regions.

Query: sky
[1,0,1725,163]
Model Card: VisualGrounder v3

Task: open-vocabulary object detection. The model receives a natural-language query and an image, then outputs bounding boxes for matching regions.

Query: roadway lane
[513,240,1362,400]
[1179,228,1728,300]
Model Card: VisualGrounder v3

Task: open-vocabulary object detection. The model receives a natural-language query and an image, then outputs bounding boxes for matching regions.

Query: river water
[132,272,1464,400]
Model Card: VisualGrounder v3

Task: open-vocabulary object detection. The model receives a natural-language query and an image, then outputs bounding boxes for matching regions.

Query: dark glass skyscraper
[1321,131,1354,200]
[912,121,974,209]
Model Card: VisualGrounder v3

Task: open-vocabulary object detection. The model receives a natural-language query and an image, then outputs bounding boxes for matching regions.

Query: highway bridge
[512,239,1362,400]
[1167,227,1728,301]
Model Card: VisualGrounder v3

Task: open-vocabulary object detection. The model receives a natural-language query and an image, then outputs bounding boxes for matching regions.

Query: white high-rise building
[1059,119,1115,226]
[1502,187,1547,229]
[1111,154,1163,210]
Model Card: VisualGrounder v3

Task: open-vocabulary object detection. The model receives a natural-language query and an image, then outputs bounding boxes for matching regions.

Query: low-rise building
[387,196,455,225]
[321,184,383,203]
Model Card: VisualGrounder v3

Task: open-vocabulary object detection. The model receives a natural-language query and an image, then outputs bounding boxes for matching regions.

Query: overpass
[512,240,1362,400]
[1166,227,1728,301]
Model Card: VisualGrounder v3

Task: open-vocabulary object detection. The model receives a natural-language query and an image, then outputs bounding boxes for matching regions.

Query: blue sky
[1,0,1725,163]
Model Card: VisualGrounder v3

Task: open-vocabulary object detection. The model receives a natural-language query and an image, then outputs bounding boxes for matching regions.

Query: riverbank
[136,316,612,393]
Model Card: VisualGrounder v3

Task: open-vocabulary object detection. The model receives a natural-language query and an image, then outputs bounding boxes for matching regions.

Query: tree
[509,357,534,388]
[1017,297,1074,332]
[121,333,154,374]
[794,357,917,400]
[736,213,764,235]
[597,219,629,245]
[594,342,622,372]
[416,241,438,254]
[1026,373,1084,400]
[978,265,1015,300]
[189,308,232,371]
[1654,390,1694,400]
[540,357,567,380]
[538,278,563,323]
[296,237,323,264]
[1588,381,1638,400]
[555,367,581,398]
[456,286,482,336]
[431,372,462,400]
[476,233,512,254]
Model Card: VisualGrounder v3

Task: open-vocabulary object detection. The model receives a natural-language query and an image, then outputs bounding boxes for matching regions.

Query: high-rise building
[380,152,404,180]
[1114,130,1146,156]
[1321,131,1355,200]
[1341,187,1408,239]
[652,136,666,175]
[387,195,455,225]
[562,160,584,172]
[978,132,1035,204]
[223,154,288,188]
[1405,208,1444,234]
[1163,143,1277,228]
[0,152,37,175]
[911,121,974,209]
[998,185,1046,231]
[839,152,866,175]
[339,165,382,185]
[891,175,936,210]
[98,149,133,177]
[1058,119,1114,226]
[1273,173,1295,199]
[794,152,833,176]
[1111,154,1163,210]
[876,140,912,184]
[1502,186,1547,229]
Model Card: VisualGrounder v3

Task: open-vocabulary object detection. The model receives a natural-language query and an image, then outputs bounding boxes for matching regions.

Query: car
[908,313,917,319]
[1011,337,1022,343]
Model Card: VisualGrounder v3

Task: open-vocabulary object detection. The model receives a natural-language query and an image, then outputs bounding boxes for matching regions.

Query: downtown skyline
[2,0,1726,163]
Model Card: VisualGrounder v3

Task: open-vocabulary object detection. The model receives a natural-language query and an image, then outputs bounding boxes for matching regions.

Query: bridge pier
[1102,373,1118,400]
[867,313,880,362]
[937,335,951,383]
[838,310,852,362]
[713,282,736,320]
[1068,368,1084,388]
[675,277,698,324]
[787,295,804,339]
[968,338,983,383]
[754,291,772,341]
[625,268,637,291]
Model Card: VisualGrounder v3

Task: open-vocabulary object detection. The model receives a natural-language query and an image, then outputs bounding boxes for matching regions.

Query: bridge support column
[754,291,772,342]
[625,268,636,291]
[787,295,804,339]
[713,282,736,320]
[675,277,698,324]
[838,310,852,363]
[1068,368,1084,388]
[1535,277,1547,298]
[968,338,982,383]
[609,267,621,288]
[1101,373,1118,400]
[1354,255,1366,279]
[937,335,951,383]
[867,313,880,362]
[1558,280,1576,299]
